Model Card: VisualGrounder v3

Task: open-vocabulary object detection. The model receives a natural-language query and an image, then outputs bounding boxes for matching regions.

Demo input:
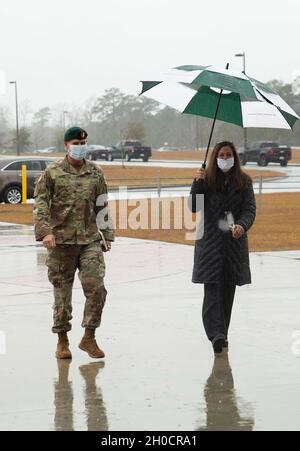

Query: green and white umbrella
[140,64,299,166]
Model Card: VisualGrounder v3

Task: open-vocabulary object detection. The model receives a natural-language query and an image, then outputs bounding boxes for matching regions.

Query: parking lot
[0,223,300,430]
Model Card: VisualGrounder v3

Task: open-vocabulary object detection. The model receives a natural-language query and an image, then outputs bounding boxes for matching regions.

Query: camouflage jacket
[33,157,115,244]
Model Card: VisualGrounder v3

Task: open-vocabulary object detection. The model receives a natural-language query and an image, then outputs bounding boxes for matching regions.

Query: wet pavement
[0,222,300,431]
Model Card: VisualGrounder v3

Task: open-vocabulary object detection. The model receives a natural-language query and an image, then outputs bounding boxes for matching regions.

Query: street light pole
[9,80,20,155]
[63,110,68,131]
[235,52,248,149]
[235,51,246,74]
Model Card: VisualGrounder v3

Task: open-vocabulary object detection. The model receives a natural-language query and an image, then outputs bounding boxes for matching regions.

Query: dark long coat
[189,174,256,286]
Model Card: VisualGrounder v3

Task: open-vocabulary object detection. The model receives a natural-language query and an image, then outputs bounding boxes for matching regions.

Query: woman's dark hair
[205,141,248,191]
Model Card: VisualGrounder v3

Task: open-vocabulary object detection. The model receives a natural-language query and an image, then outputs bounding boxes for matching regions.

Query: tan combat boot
[79,329,105,359]
[56,332,72,360]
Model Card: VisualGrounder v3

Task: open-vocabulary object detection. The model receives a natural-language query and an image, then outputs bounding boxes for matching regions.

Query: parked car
[108,140,152,162]
[86,145,111,161]
[0,157,56,204]
[157,146,179,152]
[0,149,13,155]
[33,147,57,154]
[238,141,292,167]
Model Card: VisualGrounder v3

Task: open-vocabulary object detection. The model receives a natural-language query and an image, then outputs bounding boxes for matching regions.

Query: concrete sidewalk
[0,222,300,431]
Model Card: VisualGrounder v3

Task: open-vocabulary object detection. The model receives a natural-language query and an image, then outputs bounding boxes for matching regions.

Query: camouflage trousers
[46,241,107,334]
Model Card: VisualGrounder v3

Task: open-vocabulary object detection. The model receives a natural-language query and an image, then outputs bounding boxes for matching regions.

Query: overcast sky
[0,0,299,112]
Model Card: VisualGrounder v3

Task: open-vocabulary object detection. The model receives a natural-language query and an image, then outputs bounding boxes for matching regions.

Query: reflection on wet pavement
[54,360,74,431]
[0,223,34,237]
[54,361,108,432]
[1,222,300,431]
[79,363,108,431]
[198,354,254,431]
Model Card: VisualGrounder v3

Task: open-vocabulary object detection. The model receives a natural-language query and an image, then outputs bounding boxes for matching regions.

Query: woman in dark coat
[189,141,256,355]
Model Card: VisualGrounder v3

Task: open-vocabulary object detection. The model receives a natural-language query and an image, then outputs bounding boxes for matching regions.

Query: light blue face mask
[69,144,88,160]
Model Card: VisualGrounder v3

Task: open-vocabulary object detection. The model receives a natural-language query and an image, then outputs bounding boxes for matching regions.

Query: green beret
[64,126,88,142]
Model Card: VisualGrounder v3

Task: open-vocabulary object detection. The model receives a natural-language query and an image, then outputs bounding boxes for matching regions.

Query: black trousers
[203,273,236,344]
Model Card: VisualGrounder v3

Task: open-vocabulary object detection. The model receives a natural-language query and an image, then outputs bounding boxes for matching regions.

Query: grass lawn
[102,166,284,188]
[1,191,299,252]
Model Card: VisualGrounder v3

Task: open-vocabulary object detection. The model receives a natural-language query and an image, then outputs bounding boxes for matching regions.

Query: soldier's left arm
[94,168,115,242]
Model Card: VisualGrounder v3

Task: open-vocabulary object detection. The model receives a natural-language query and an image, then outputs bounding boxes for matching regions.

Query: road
[103,161,300,199]
[99,158,300,171]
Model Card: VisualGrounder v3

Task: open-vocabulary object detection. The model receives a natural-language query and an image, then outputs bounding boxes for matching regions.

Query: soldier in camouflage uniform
[34,127,114,360]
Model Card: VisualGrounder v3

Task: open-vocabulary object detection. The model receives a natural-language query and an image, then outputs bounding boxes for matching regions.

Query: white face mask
[217,157,235,173]
[69,144,88,161]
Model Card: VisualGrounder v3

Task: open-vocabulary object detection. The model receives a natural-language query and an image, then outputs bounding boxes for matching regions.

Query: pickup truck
[108,140,152,162]
[86,145,111,161]
[238,141,292,167]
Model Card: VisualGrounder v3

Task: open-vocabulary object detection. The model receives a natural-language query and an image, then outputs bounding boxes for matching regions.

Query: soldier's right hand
[43,234,56,249]
[195,168,206,181]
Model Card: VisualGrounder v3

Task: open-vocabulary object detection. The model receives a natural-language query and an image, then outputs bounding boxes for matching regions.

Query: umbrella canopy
[140,65,299,130]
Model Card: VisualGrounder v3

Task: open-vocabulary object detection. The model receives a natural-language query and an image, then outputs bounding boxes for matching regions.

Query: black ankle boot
[212,337,225,354]
[223,340,229,349]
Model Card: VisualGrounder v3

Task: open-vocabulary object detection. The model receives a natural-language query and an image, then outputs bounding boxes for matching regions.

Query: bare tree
[125,121,146,142]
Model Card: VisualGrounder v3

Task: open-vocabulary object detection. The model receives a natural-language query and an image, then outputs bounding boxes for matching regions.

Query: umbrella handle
[202,89,223,167]
[202,63,229,168]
